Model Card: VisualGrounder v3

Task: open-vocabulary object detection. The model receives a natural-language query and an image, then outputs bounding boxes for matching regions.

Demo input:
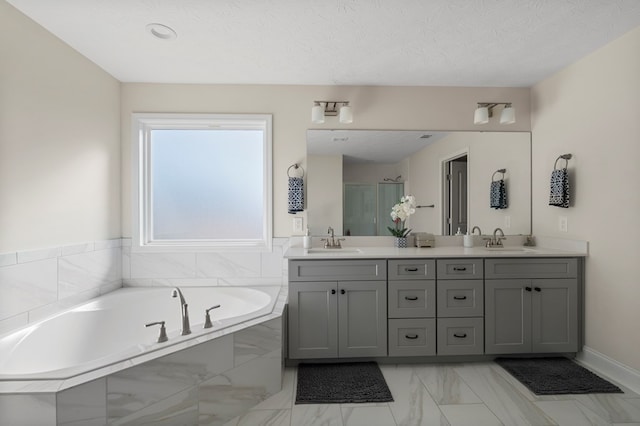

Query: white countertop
[284,245,587,260]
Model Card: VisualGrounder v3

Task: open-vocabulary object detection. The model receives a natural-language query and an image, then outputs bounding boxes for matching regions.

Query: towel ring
[554,154,572,170]
[491,169,506,182]
[287,163,304,178]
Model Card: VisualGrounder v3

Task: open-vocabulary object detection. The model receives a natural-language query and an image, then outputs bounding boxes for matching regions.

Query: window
[132,113,272,251]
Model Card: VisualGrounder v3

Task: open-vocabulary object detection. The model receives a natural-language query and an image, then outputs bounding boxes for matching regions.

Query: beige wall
[121,84,530,238]
[531,27,640,369]
[0,1,121,252]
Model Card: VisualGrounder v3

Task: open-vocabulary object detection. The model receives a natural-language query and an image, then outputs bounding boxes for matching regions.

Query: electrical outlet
[293,217,303,233]
[504,215,511,228]
[559,216,568,232]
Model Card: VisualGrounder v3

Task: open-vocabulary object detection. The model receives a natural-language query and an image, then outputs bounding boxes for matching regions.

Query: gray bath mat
[496,357,623,395]
[296,362,394,404]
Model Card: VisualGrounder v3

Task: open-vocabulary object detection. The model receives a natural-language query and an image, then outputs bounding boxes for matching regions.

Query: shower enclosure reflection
[343,182,403,236]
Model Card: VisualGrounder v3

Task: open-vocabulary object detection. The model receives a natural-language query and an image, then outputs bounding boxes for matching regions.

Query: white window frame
[131,113,272,252]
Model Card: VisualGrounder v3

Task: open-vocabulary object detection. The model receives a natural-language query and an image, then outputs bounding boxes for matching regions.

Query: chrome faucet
[321,226,345,249]
[486,227,506,247]
[171,287,191,335]
[471,226,482,235]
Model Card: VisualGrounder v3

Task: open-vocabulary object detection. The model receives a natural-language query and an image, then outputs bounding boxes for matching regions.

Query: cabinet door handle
[331,289,336,295]
[453,333,467,339]
[405,334,419,340]
[405,267,419,272]
[525,286,532,292]
[404,295,419,301]
[340,289,346,295]
[452,267,467,271]
[534,287,541,292]
[453,295,467,300]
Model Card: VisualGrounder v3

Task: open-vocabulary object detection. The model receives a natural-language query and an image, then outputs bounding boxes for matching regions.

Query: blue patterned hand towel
[288,177,304,214]
[490,179,508,209]
[549,168,570,208]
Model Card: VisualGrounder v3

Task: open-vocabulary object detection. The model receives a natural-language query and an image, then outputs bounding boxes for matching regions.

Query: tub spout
[171,287,191,335]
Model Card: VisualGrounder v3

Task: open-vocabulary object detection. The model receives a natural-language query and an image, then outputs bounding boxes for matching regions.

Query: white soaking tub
[0,286,278,382]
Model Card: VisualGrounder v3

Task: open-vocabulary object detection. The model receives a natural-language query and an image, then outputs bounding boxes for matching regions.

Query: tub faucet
[171,287,191,335]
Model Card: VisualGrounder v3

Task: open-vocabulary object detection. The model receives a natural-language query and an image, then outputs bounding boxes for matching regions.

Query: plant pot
[394,237,408,248]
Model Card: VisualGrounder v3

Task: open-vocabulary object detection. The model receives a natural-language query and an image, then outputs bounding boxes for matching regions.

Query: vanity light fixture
[311,101,353,124]
[474,102,516,125]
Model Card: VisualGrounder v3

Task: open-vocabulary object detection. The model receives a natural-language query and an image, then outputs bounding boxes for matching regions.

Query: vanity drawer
[289,260,386,281]
[437,259,483,280]
[388,318,436,356]
[388,259,435,280]
[388,281,436,318]
[437,280,484,317]
[437,317,484,355]
[485,258,578,279]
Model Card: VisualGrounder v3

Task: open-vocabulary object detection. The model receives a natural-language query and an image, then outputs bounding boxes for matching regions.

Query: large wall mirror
[306,130,531,237]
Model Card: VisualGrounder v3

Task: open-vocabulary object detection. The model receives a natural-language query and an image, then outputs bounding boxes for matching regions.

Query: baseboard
[576,346,640,394]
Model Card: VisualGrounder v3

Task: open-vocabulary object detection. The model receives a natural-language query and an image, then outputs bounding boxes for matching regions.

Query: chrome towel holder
[492,168,506,181]
[554,154,572,170]
[287,163,304,178]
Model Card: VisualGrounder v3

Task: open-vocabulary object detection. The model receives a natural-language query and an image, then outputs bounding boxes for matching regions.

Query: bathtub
[0,286,279,383]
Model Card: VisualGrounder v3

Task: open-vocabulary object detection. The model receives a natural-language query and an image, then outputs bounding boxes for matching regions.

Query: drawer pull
[331,289,336,295]
[452,267,467,271]
[404,296,419,301]
[340,289,346,295]
[453,295,467,300]
[405,334,419,340]
[453,333,467,339]
[405,267,419,272]
[534,287,541,292]
[525,286,532,292]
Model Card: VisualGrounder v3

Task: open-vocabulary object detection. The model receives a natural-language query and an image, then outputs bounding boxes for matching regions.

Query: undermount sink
[306,248,362,254]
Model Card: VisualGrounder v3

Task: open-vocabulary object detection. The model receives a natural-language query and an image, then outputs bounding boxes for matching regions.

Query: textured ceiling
[7,0,640,86]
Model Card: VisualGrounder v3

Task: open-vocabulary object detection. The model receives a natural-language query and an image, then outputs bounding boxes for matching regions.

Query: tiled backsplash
[0,239,123,336]
[122,238,289,288]
[0,238,289,337]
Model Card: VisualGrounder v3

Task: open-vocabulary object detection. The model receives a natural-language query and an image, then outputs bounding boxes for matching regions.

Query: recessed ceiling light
[146,23,177,41]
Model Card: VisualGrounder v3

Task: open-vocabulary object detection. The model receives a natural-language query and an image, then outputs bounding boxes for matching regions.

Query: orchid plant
[387,195,416,238]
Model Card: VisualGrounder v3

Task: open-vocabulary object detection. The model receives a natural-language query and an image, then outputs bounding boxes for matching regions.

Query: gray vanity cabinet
[485,258,579,354]
[288,260,387,359]
[387,259,437,356]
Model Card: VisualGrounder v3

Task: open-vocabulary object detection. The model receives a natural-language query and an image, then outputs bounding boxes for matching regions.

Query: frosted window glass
[150,129,264,240]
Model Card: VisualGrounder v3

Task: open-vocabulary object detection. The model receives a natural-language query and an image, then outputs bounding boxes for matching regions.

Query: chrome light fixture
[312,101,353,124]
[474,102,516,125]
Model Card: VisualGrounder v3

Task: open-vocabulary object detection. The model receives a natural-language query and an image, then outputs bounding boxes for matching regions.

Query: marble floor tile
[227,409,291,426]
[439,404,503,426]
[573,394,640,423]
[535,400,610,426]
[414,364,482,405]
[453,363,556,426]
[251,367,295,410]
[341,405,397,426]
[291,404,344,426]
[381,364,450,426]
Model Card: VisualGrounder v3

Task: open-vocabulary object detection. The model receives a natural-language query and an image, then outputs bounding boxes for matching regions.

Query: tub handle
[204,305,221,329]
[145,321,168,343]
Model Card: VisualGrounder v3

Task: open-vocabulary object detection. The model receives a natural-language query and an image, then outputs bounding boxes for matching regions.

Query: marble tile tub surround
[0,316,283,426]
[0,238,123,336]
[122,237,289,287]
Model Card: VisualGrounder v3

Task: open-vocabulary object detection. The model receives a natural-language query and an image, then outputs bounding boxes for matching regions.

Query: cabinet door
[485,280,531,354]
[288,282,338,359]
[531,279,578,353]
[338,281,388,357]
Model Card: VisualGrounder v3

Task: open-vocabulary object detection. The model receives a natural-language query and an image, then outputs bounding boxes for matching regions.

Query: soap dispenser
[463,231,474,248]
[303,227,312,249]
